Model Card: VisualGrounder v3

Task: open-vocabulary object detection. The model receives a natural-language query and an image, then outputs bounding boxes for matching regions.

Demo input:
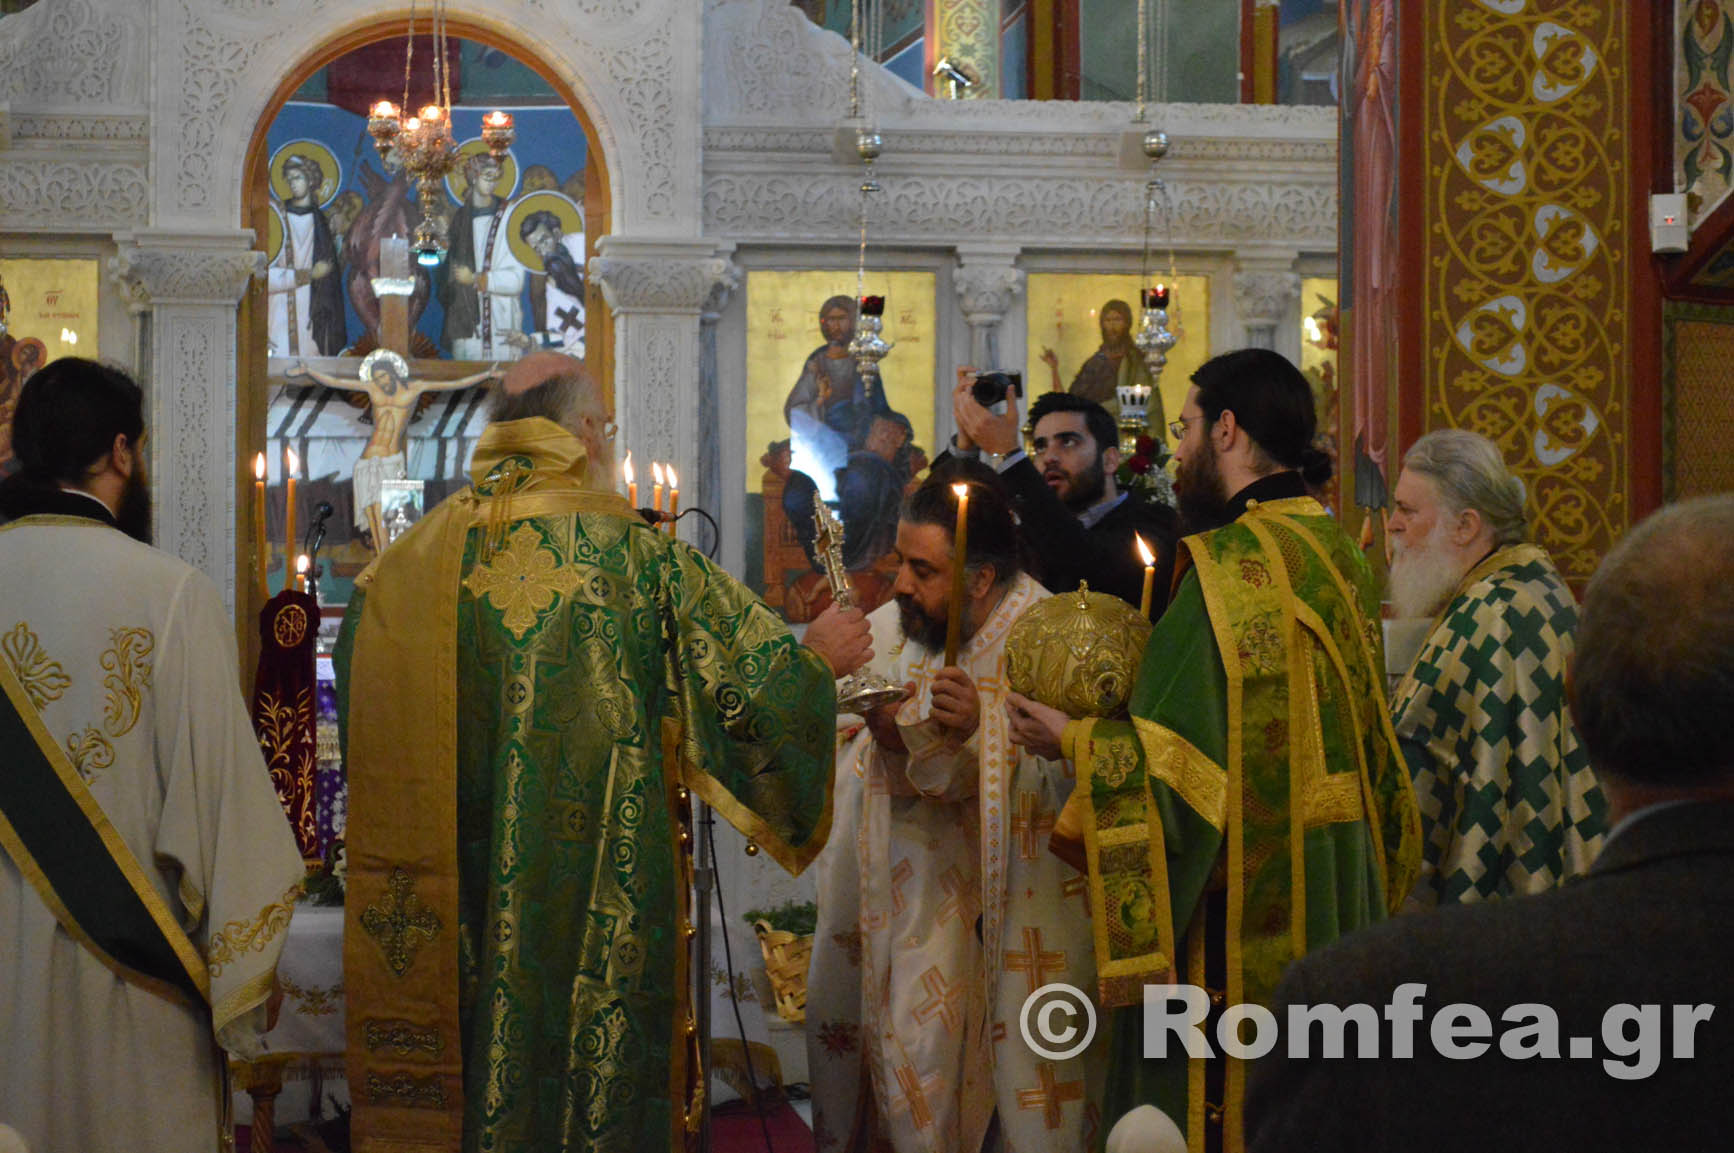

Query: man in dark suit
[949,372,1177,613]
[1244,493,1734,1153]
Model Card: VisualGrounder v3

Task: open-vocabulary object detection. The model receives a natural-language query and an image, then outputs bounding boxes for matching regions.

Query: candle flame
[951,483,969,499]
[253,452,265,480]
[1135,533,1155,566]
[285,447,299,477]
[622,452,634,484]
[652,462,666,485]
[666,465,678,489]
[418,105,444,122]
[370,100,399,119]
[296,554,310,574]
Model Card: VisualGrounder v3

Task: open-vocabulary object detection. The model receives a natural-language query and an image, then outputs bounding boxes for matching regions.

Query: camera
[970,370,1022,408]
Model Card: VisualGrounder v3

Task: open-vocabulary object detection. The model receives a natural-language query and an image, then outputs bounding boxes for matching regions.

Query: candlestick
[651,462,665,514]
[665,465,680,534]
[1136,533,1157,619]
[253,453,267,602]
[944,483,971,665]
[283,447,299,594]
[623,452,638,508]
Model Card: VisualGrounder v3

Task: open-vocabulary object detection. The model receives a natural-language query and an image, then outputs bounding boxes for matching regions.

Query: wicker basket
[752,920,813,1023]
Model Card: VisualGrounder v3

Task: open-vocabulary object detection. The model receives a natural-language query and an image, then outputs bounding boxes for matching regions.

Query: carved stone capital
[110,232,263,307]
[592,243,739,314]
[1232,269,1303,326]
[700,259,744,324]
[953,262,1025,325]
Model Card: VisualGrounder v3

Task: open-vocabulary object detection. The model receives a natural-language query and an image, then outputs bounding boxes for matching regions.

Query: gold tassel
[480,457,524,562]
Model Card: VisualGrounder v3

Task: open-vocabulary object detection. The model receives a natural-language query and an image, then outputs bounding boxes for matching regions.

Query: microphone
[307,500,334,555]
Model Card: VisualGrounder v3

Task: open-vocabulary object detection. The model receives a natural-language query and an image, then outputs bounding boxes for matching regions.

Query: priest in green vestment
[335,353,872,1153]
[1009,349,1421,1153]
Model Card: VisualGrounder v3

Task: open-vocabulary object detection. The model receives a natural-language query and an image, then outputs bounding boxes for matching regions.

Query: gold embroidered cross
[1012,790,1056,860]
[935,866,973,925]
[911,966,966,1033]
[463,523,581,639]
[360,866,442,977]
[890,1064,941,1131]
[1016,1061,1085,1130]
[1004,926,1067,996]
[889,858,914,916]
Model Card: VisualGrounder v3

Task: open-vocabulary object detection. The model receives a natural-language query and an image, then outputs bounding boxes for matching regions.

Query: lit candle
[418,104,444,123]
[943,483,971,666]
[665,465,680,533]
[283,447,299,593]
[651,462,665,514]
[295,554,310,594]
[484,110,513,129]
[369,100,400,120]
[253,453,267,602]
[1136,533,1157,619]
[623,452,638,507]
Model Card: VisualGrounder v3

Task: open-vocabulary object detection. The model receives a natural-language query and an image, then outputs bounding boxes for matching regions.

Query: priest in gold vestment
[1011,350,1421,1153]
[336,353,871,1153]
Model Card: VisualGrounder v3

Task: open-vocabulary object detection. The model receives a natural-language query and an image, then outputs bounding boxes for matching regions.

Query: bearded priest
[1008,349,1421,1153]
[807,465,1107,1153]
[1386,429,1607,904]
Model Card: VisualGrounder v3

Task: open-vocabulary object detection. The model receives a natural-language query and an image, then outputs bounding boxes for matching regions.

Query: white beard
[1389,520,1470,620]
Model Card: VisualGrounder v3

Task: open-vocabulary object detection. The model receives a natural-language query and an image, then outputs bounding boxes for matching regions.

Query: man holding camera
[948,368,1178,614]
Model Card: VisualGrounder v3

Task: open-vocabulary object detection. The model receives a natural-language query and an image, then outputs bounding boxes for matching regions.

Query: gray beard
[1389,543,1468,621]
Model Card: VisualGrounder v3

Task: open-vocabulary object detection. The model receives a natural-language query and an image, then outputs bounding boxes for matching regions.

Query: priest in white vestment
[808,469,1103,1153]
[0,359,305,1153]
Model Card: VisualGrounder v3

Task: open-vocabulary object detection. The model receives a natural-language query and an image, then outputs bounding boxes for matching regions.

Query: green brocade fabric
[337,420,835,1153]
[1065,496,1420,1153]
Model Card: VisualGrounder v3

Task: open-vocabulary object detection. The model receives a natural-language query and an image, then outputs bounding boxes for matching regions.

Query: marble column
[109,229,264,611]
[1232,261,1303,362]
[696,258,743,548]
[953,251,1025,372]
[591,238,741,535]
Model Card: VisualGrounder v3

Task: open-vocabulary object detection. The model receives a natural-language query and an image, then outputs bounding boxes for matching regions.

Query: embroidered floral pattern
[3,622,70,709]
[99,626,154,737]
[206,882,301,979]
[65,726,115,781]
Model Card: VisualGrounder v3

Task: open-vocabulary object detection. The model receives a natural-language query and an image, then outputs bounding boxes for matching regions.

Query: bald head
[488,352,611,465]
[1571,495,1734,789]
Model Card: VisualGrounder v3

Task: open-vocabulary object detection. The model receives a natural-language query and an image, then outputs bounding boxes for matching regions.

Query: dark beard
[545,244,585,299]
[1060,454,1108,514]
[116,467,152,544]
[896,593,949,653]
[1174,439,1230,535]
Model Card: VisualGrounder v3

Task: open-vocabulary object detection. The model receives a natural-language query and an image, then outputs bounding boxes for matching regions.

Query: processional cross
[267,237,502,554]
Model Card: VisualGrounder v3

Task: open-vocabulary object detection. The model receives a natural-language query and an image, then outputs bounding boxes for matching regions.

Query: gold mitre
[1006,582,1152,718]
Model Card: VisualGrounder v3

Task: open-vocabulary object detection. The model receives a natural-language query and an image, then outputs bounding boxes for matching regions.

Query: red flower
[1135,435,1157,457]
[1126,453,1151,475]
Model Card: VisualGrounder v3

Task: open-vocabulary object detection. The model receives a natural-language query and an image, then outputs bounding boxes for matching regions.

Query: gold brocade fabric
[340,419,836,1153]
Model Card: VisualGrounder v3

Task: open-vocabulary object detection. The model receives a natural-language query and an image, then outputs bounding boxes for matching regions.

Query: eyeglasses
[1169,416,1203,441]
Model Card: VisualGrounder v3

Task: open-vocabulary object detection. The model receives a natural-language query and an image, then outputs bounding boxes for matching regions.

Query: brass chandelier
[364,0,514,265]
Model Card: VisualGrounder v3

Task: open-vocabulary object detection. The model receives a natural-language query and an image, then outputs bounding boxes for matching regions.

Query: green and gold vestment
[1055,492,1421,1153]
[336,418,836,1153]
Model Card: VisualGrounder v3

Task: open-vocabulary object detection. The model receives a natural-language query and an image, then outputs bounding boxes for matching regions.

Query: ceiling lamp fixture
[364,0,514,266]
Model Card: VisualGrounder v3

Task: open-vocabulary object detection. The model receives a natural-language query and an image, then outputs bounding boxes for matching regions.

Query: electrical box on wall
[1651,193,1689,254]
